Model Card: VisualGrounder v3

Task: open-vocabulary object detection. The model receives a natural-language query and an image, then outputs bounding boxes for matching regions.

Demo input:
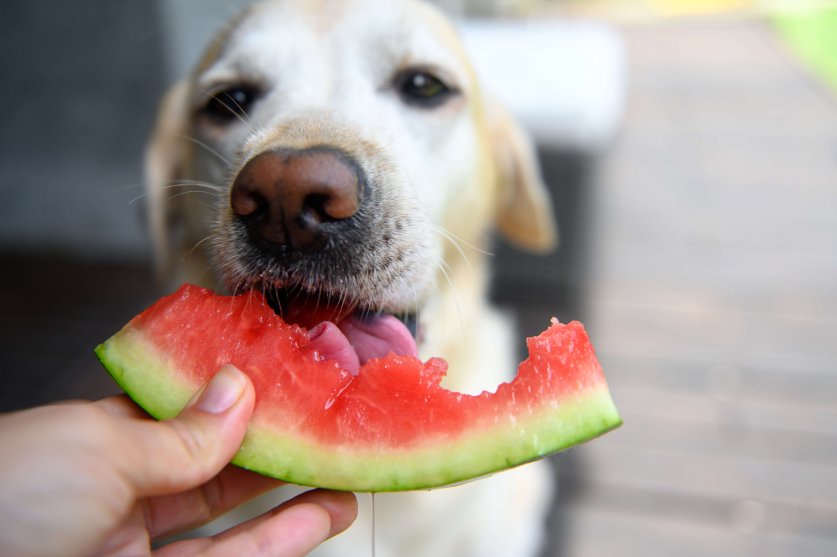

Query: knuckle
[167,418,212,464]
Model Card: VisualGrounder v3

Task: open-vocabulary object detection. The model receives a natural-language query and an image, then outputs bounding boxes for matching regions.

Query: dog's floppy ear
[489,100,558,253]
[144,80,192,281]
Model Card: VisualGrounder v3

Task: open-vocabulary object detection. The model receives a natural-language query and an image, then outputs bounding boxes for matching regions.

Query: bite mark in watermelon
[95,284,621,492]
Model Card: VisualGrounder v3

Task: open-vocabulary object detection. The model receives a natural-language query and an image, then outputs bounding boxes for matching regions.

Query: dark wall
[0,1,166,259]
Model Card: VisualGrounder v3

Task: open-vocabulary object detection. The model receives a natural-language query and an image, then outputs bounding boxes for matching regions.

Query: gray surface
[556,16,837,557]
[0,1,165,259]
[155,0,253,83]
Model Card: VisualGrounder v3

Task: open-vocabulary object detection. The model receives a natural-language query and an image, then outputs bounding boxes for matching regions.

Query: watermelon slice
[95,284,621,492]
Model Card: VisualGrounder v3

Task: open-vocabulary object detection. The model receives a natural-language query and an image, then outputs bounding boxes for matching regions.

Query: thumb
[122,364,256,497]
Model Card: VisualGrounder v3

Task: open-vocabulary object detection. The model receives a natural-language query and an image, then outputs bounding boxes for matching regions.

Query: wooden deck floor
[547,15,837,557]
[1,13,835,557]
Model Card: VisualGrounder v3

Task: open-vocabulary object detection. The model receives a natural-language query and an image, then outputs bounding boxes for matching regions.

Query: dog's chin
[260,285,419,375]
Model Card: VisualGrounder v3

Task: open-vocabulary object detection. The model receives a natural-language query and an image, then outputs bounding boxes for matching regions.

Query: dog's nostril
[231,188,266,218]
[301,193,332,223]
[303,184,358,223]
[230,148,362,250]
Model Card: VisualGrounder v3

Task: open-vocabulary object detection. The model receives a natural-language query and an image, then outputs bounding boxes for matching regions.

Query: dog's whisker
[342,291,353,318]
[197,87,258,135]
[433,226,474,275]
[434,258,467,345]
[409,282,421,331]
[168,190,222,202]
[235,284,253,320]
[129,191,150,205]
[314,287,324,316]
[176,134,232,166]
[183,234,217,264]
[165,180,225,192]
[219,91,258,133]
[178,241,218,288]
[344,289,356,314]
[213,275,226,296]
[262,281,272,315]
[431,224,494,257]
[289,284,304,309]
[129,188,221,206]
[226,102,254,130]
[107,181,147,193]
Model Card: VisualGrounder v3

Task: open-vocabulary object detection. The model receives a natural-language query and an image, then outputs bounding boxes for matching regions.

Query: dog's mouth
[265,287,418,374]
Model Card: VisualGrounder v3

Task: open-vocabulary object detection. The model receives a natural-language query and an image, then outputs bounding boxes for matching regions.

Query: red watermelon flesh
[95,284,621,492]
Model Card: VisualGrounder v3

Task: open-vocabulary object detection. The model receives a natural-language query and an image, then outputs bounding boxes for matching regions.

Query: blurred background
[1,0,836,555]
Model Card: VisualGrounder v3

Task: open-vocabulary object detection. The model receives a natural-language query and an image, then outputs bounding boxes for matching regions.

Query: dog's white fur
[146,1,557,555]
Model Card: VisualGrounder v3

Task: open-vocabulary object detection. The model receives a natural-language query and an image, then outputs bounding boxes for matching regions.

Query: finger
[144,465,284,539]
[212,489,358,542]
[119,365,255,497]
[155,490,357,557]
[94,395,152,419]
[156,504,330,557]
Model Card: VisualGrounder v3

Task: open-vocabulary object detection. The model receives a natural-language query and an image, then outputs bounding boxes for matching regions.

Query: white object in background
[459,20,626,153]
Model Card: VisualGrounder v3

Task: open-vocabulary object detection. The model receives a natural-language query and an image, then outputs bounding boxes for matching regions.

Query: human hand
[0,364,357,557]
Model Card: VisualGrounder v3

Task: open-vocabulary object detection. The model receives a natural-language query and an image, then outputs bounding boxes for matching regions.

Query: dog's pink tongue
[307,322,360,374]
[307,315,417,375]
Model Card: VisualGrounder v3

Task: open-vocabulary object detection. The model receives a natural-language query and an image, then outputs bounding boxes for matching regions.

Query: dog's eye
[394,70,456,108]
[201,86,258,121]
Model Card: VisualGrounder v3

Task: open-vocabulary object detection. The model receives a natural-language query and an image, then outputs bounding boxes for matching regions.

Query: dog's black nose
[230,147,362,251]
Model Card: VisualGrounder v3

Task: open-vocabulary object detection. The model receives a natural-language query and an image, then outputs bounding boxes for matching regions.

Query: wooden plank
[609,382,837,437]
[561,497,837,557]
[565,439,837,509]
[601,407,837,463]
[587,300,837,382]
[569,482,837,540]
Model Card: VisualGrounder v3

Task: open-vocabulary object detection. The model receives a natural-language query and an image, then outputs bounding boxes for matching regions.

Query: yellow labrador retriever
[146,0,557,555]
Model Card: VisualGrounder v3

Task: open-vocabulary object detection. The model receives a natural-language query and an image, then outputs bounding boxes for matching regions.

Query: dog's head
[146,0,556,370]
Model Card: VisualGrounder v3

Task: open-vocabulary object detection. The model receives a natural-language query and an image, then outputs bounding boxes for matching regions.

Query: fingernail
[195,365,246,414]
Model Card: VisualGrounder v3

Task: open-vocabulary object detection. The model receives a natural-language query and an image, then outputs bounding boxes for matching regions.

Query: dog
[145,0,558,555]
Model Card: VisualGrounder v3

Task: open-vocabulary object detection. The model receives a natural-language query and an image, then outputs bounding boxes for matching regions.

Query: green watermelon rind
[96,322,621,492]
[95,327,195,420]
[238,390,620,491]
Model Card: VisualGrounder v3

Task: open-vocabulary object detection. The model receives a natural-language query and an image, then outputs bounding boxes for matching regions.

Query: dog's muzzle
[227,146,418,374]
[230,146,363,253]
